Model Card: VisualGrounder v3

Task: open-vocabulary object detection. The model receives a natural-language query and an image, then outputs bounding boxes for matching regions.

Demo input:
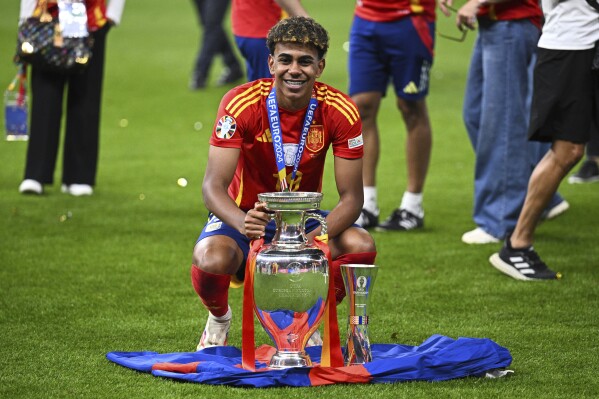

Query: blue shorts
[348,15,435,100]
[197,211,330,281]
[234,36,272,81]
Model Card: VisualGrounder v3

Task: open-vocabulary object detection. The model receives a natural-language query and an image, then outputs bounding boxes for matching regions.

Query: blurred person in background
[18,0,125,196]
[439,0,568,245]
[189,0,243,90]
[348,0,436,232]
[490,0,599,280]
[231,0,308,81]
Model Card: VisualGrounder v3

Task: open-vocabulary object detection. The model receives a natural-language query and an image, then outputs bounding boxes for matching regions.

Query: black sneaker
[489,239,562,281]
[355,208,379,229]
[568,160,599,184]
[375,208,423,232]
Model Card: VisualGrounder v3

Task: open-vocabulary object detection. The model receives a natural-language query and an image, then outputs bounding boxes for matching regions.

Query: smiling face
[268,42,325,111]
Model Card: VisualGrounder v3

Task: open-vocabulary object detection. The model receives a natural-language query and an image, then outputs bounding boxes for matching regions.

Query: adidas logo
[508,256,534,275]
[257,129,272,143]
[403,82,419,94]
[399,218,419,230]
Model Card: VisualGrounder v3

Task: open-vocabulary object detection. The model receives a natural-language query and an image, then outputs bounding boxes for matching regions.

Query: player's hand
[438,0,454,17]
[456,0,480,30]
[244,202,271,240]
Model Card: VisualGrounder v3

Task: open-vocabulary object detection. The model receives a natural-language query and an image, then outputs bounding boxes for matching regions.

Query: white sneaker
[543,200,569,220]
[306,330,323,347]
[19,179,43,195]
[197,306,231,351]
[462,227,500,244]
[61,184,93,196]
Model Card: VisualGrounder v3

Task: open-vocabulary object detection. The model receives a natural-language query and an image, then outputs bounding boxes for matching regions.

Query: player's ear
[268,54,275,75]
[315,58,325,78]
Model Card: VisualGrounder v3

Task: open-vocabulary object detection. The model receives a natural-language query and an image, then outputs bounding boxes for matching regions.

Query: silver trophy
[253,192,329,368]
[341,264,378,365]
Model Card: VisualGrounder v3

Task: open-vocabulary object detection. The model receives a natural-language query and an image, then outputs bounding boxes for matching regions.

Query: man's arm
[202,145,273,239]
[202,145,248,234]
[439,0,520,30]
[308,156,364,240]
[274,0,309,17]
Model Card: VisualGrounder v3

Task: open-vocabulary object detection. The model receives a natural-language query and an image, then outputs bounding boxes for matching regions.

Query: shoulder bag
[15,0,94,74]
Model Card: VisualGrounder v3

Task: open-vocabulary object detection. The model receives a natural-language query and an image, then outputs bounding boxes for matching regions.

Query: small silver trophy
[341,264,378,365]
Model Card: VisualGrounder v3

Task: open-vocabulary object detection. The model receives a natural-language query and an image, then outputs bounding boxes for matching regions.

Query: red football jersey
[478,0,542,28]
[355,0,436,23]
[210,79,364,211]
[231,0,284,38]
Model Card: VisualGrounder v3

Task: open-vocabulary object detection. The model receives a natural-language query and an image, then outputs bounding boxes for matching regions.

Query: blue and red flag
[106,334,512,388]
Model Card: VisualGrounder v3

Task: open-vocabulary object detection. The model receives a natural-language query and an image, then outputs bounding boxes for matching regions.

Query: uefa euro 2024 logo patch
[348,133,363,149]
[216,115,237,139]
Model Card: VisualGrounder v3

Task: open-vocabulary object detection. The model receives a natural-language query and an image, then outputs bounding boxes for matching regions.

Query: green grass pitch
[1,1,598,397]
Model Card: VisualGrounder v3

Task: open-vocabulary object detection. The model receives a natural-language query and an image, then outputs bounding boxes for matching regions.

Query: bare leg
[396,98,432,194]
[511,140,585,248]
[351,92,382,187]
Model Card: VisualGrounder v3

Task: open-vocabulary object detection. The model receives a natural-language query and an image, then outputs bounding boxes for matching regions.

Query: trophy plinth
[341,264,378,365]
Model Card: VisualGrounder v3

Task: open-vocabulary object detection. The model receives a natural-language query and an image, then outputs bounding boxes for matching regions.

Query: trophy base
[344,351,372,366]
[269,350,312,369]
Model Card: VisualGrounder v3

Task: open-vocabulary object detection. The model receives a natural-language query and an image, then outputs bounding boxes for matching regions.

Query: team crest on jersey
[306,125,324,153]
[216,115,236,139]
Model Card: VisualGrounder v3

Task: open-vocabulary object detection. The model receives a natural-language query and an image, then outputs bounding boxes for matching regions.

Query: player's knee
[345,228,377,254]
[357,104,377,123]
[569,144,585,166]
[396,98,426,127]
[553,141,585,171]
[192,244,239,275]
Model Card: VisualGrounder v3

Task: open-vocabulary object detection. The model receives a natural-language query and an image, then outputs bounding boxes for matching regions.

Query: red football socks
[191,265,231,317]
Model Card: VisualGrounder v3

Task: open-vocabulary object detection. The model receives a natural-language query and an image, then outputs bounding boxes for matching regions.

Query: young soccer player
[191,16,377,349]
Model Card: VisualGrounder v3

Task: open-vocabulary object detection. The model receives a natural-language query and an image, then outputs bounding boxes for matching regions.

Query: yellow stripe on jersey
[409,0,424,14]
[232,95,265,118]
[257,129,273,143]
[235,169,244,206]
[324,99,358,125]
[316,86,359,125]
[225,81,272,116]
[323,90,360,123]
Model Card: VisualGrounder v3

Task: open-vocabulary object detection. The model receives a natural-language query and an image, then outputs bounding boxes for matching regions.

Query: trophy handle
[305,212,327,236]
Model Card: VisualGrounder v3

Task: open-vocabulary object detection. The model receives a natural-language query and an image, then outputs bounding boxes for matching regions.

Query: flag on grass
[106,334,512,388]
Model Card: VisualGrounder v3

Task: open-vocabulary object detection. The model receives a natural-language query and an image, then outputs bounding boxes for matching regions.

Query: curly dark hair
[266,16,329,59]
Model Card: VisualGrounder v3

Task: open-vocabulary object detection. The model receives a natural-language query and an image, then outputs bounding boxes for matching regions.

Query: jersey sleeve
[325,88,364,159]
[209,88,245,149]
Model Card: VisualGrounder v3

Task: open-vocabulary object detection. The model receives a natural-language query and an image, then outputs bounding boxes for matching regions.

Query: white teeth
[286,80,303,87]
